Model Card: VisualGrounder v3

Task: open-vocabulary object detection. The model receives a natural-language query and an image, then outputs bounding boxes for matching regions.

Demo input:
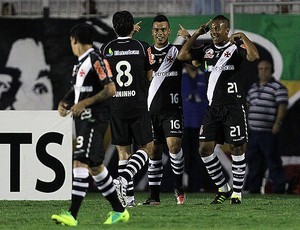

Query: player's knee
[199,144,213,157]
[89,164,104,176]
[230,143,246,155]
[169,145,181,154]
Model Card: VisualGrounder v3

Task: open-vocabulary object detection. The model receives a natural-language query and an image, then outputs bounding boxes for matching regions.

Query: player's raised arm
[177,20,211,62]
[229,32,259,61]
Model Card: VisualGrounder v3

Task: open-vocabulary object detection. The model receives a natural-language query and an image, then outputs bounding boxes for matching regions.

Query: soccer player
[178,15,259,204]
[141,15,186,205]
[101,11,154,208]
[51,23,129,226]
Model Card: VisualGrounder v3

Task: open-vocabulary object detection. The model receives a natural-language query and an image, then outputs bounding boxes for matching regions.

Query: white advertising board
[0,111,72,200]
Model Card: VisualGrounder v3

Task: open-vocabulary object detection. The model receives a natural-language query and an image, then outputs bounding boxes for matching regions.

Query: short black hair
[70,23,94,45]
[112,11,134,37]
[152,14,170,27]
[212,15,230,28]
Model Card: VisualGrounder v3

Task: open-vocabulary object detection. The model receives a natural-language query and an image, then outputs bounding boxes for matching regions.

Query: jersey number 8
[116,60,133,87]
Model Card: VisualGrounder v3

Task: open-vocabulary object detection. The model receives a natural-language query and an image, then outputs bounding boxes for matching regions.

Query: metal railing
[0,0,299,18]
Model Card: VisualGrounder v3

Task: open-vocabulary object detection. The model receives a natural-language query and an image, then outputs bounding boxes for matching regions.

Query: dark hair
[70,23,94,45]
[258,59,274,74]
[212,15,230,28]
[112,11,134,37]
[152,14,170,27]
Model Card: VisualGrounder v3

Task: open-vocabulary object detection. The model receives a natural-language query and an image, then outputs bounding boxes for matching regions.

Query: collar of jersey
[78,48,94,61]
[117,36,131,40]
[214,41,231,49]
[154,42,170,51]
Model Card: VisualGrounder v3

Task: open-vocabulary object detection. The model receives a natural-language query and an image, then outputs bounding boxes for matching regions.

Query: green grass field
[1,192,299,229]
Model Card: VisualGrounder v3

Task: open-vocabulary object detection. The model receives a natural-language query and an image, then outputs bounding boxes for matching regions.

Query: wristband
[201,25,209,34]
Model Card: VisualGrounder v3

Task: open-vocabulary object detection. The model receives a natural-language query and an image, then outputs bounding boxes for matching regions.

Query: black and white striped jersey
[101,37,152,119]
[191,41,247,106]
[148,43,183,114]
[64,48,113,122]
[247,77,288,132]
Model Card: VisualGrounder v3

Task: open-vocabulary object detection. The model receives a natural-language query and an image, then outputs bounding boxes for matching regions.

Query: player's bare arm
[130,21,142,37]
[229,32,260,61]
[70,82,116,117]
[177,24,191,40]
[58,101,71,117]
[177,20,211,62]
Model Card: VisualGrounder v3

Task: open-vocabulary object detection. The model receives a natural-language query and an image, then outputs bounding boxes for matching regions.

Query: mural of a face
[6,38,53,110]
[0,74,12,99]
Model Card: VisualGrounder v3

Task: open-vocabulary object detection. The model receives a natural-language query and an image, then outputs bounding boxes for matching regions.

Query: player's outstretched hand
[177,24,191,40]
[133,21,142,33]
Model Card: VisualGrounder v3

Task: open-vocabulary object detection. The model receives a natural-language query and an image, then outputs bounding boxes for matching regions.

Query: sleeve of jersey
[145,43,154,70]
[236,40,247,59]
[190,46,204,61]
[92,55,113,85]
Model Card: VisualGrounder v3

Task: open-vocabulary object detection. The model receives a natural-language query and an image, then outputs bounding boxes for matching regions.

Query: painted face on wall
[5,38,53,110]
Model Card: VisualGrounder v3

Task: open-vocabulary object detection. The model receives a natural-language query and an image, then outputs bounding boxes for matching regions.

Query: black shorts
[151,112,183,144]
[199,104,248,146]
[73,116,108,167]
[110,113,153,146]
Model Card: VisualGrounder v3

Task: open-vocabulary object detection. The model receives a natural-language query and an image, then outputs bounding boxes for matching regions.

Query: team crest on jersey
[79,69,85,77]
[166,55,174,63]
[224,51,232,57]
[204,48,214,59]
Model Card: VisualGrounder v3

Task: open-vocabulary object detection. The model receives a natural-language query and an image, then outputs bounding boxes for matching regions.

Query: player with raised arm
[141,15,186,205]
[178,15,259,204]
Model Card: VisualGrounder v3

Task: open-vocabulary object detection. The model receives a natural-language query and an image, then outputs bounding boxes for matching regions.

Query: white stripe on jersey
[147,46,178,110]
[74,56,92,104]
[207,44,237,105]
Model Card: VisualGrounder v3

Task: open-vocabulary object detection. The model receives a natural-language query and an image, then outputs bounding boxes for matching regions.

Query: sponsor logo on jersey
[204,48,214,59]
[207,65,235,72]
[113,90,136,97]
[106,48,113,57]
[114,50,140,56]
[74,86,93,92]
[93,60,107,80]
[148,47,154,65]
[154,71,178,77]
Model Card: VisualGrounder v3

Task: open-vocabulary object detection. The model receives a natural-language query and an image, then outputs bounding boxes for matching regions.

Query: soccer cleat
[113,177,127,207]
[175,187,186,205]
[103,209,130,224]
[127,199,136,208]
[230,195,242,204]
[210,189,232,204]
[139,196,160,206]
[51,211,78,227]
